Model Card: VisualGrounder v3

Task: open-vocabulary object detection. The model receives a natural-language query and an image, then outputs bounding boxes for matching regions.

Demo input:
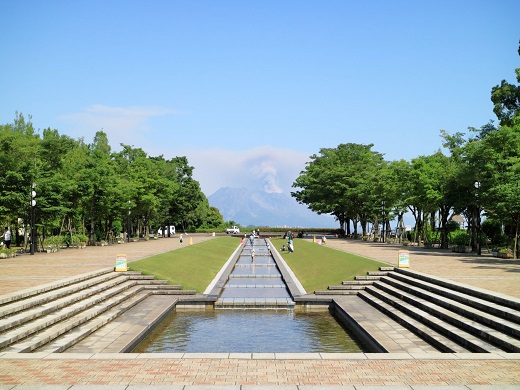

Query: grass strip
[129,236,241,292]
[129,235,389,294]
[271,237,388,293]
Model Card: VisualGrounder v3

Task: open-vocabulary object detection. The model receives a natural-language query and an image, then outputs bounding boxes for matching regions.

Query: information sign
[115,253,128,272]
[398,250,410,268]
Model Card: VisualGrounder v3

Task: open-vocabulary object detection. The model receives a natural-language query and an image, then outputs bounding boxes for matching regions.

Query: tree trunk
[470,206,478,253]
[89,201,95,245]
[515,219,519,259]
[440,207,450,249]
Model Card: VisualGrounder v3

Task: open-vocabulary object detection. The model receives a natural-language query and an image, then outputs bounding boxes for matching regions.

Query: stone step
[0,268,114,306]
[363,286,504,353]
[214,297,295,308]
[0,266,191,353]
[333,296,444,353]
[37,290,152,353]
[394,268,520,312]
[356,291,470,353]
[0,280,141,350]
[0,271,122,318]
[127,275,157,280]
[373,280,520,352]
[367,271,389,276]
[342,280,374,286]
[3,285,146,353]
[388,271,520,324]
[0,274,132,333]
[134,279,169,285]
[381,275,520,339]
[355,275,383,281]
[379,267,395,272]
[65,295,179,353]
[327,285,366,290]
[140,284,183,290]
[314,290,359,295]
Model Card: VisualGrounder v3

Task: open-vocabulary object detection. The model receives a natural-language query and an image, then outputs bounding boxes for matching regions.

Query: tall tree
[491,40,520,127]
[292,143,385,236]
[0,113,40,242]
[473,124,520,258]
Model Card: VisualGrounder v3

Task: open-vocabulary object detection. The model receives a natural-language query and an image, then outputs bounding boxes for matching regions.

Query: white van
[157,226,176,236]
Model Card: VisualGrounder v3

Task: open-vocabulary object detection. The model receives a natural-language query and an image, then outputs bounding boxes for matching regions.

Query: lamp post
[30,183,36,255]
[127,200,131,243]
[381,200,385,243]
[474,181,481,255]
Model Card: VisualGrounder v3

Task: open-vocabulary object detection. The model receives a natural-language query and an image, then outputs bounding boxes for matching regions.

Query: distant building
[450,214,465,229]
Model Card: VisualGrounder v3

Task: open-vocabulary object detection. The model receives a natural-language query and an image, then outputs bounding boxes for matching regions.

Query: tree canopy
[0,114,225,248]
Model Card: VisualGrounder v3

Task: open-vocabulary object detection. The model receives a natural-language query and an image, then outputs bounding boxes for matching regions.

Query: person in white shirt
[3,227,12,249]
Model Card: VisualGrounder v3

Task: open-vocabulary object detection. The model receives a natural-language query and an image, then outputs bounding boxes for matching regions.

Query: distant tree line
[0,118,225,248]
[292,41,520,258]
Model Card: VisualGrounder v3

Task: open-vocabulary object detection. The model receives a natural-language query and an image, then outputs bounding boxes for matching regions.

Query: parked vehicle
[157,226,176,236]
[226,226,240,234]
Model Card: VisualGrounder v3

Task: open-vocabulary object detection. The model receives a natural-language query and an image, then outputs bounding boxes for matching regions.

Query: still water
[133,309,365,353]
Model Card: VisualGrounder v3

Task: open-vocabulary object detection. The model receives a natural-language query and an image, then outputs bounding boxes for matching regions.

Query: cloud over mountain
[208,187,335,228]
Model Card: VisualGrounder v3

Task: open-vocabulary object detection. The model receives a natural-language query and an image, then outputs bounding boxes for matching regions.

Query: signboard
[115,253,128,272]
[398,250,410,268]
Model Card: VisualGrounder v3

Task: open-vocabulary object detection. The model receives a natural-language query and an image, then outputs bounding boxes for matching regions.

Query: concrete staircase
[321,267,520,353]
[314,269,392,296]
[0,269,195,353]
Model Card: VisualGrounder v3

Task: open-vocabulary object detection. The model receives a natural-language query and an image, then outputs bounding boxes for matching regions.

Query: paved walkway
[1,235,520,388]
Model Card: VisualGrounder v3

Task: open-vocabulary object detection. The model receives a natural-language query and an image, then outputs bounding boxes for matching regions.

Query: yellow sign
[398,250,410,268]
[115,253,128,272]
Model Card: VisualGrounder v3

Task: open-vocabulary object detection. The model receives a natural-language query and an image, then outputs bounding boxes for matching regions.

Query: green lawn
[128,235,389,294]
[129,236,241,292]
[271,237,388,293]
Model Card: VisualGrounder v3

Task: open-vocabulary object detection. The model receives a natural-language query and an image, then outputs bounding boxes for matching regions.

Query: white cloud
[185,146,310,196]
[57,104,180,148]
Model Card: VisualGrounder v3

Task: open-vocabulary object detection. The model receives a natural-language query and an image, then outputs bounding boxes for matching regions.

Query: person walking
[179,234,183,245]
[2,227,12,249]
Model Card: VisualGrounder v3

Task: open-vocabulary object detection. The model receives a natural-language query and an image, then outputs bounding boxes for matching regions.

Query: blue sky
[1,1,519,226]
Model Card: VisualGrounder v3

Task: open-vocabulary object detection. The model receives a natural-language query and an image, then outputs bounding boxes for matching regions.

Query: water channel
[132,237,367,353]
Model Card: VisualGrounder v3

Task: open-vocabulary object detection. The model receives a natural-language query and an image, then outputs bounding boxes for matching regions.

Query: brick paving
[1,235,520,387]
[0,353,519,386]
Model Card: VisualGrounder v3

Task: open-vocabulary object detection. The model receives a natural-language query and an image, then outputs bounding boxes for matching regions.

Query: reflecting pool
[133,309,366,353]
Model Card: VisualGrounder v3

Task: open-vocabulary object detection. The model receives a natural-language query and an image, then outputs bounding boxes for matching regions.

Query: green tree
[0,113,40,244]
[167,157,207,232]
[292,143,385,236]
[37,128,80,240]
[474,124,520,258]
[82,131,118,243]
[491,40,520,127]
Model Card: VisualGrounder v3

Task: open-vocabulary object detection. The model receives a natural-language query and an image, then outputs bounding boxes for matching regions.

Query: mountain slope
[208,187,335,228]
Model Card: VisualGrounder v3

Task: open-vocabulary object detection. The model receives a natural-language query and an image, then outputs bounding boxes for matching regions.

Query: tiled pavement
[1,235,519,388]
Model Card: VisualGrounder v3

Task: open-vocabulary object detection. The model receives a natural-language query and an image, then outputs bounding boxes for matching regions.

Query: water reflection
[133,309,364,353]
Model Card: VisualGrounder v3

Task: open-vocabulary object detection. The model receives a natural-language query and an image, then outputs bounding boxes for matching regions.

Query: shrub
[44,235,63,251]
[449,230,470,246]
